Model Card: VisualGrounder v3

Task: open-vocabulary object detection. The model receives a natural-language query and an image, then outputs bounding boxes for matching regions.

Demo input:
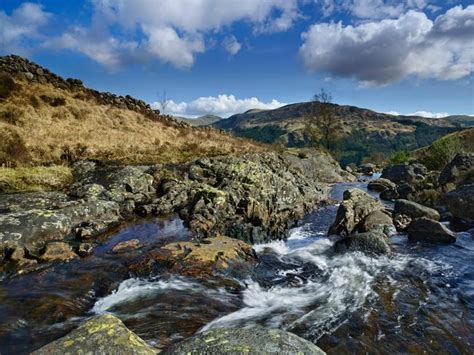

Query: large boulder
[438,154,474,192]
[367,178,396,192]
[444,184,474,223]
[359,210,395,236]
[381,163,427,185]
[328,188,386,236]
[163,327,325,355]
[407,217,456,244]
[334,232,391,255]
[394,199,440,221]
[32,314,156,354]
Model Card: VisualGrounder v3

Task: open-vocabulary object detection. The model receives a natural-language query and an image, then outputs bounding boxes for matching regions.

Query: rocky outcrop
[334,232,391,255]
[444,184,474,224]
[360,163,377,175]
[438,154,474,192]
[381,163,427,185]
[163,327,325,354]
[32,314,157,354]
[328,189,390,236]
[407,218,456,244]
[394,199,440,221]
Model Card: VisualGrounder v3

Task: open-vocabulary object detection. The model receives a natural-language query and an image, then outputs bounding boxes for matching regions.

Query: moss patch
[0,166,73,192]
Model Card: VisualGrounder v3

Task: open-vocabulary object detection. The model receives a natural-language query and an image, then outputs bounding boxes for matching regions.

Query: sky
[1,0,473,118]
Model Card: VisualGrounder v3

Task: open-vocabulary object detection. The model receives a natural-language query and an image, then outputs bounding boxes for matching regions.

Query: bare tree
[157,90,169,114]
[306,88,340,151]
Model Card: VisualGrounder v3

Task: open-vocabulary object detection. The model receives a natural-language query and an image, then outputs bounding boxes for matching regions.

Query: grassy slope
[0,79,265,167]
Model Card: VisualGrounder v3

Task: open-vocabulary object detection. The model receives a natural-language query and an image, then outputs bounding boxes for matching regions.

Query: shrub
[0,73,15,100]
[421,136,464,170]
[389,150,411,164]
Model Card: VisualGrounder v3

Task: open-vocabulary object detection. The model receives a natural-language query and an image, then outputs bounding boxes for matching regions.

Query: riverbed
[0,178,472,354]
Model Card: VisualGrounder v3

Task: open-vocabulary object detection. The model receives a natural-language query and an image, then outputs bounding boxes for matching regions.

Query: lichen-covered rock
[328,188,386,236]
[444,184,474,223]
[163,327,325,355]
[32,314,157,354]
[407,217,456,244]
[359,210,395,236]
[394,199,440,221]
[39,242,77,262]
[334,232,391,255]
[438,153,474,192]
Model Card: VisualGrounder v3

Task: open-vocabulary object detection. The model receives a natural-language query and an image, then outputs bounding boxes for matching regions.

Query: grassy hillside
[0,56,265,168]
[214,102,472,166]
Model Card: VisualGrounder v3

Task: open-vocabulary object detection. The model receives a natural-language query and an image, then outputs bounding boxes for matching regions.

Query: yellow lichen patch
[161,235,255,270]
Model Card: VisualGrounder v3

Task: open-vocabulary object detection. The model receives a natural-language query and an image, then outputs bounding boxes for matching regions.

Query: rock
[163,327,325,355]
[381,163,426,185]
[407,217,456,244]
[328,188,386,236]
[77,242,93,257]
[438,154,474,192]
[394,199,440,221]
[359,210,394,236]
[32,314,156,355]
[24,71,34,80]
[393,213,412,231]
[111,239,141,253]
[148,235,256,277]
[334,232,391,255]
[39,242,77,262]
[368,178,396,192]
[360,163,376,175]
[444,184,474,223]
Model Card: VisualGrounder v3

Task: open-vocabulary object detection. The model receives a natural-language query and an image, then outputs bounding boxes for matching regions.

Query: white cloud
[55,0,300,69]
[152,94,286,117]
[223,36,242,56]
[0,2,51,55]
[300,5,474,85]
[386,110,449,118]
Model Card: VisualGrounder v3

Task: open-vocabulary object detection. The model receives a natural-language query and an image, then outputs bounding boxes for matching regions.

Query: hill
[0,55,264,167]
[214,102,473,166]
[174,114,222,126]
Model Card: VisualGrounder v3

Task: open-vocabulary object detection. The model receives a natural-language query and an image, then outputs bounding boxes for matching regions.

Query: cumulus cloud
[0,2,51,55]
[223,36,242,56]
[300,5,474,85]
[49,0,301,69]
[386,110,449,118]
[152,94,286,117]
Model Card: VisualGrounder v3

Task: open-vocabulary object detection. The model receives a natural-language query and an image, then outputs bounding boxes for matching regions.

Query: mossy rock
[32,314,157,354]
[164,327,325,354]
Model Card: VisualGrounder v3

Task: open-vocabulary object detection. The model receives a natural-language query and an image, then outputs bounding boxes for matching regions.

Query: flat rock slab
[163,327,325,354]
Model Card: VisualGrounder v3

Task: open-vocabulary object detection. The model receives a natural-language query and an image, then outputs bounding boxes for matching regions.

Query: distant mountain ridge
[213,102,473,165]
[174,114,222,126]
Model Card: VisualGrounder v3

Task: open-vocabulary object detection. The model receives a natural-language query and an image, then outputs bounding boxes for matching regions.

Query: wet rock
[438,154,474,192]
[77,242,93,257]
[39,242,77,263]
[359,210,394,236]
[32,314,157,355]
[328,188,386,236]
[368,178,396,192]
[393,213,412,231]
[334,232,391,255]
[111,239,141,253]
[444,184,474,224]
[360,163,376,175]
[407,217,456,244]
[8,247,37,268]
[163,327,325,355]
[394,199,440,221]
[381,163,427,185]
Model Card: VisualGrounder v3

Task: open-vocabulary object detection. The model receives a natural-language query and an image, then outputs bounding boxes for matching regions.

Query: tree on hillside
[306,88,340,152]
[157,90,170,114]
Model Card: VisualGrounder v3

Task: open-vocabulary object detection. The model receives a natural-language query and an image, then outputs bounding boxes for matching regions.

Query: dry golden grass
[0,79,266,166]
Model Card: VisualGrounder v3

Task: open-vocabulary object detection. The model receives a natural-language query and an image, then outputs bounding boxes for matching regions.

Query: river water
[0,177,473,354]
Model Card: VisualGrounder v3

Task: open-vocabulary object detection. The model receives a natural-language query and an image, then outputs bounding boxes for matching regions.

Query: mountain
[0,55,263,167]
[174,114,222,126]
[214,102,473,166]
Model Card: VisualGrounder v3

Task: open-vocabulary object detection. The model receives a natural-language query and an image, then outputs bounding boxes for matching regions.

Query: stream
[0,176,473,354]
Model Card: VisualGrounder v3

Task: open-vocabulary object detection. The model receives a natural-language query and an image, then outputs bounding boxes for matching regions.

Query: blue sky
[1,0,473,118]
